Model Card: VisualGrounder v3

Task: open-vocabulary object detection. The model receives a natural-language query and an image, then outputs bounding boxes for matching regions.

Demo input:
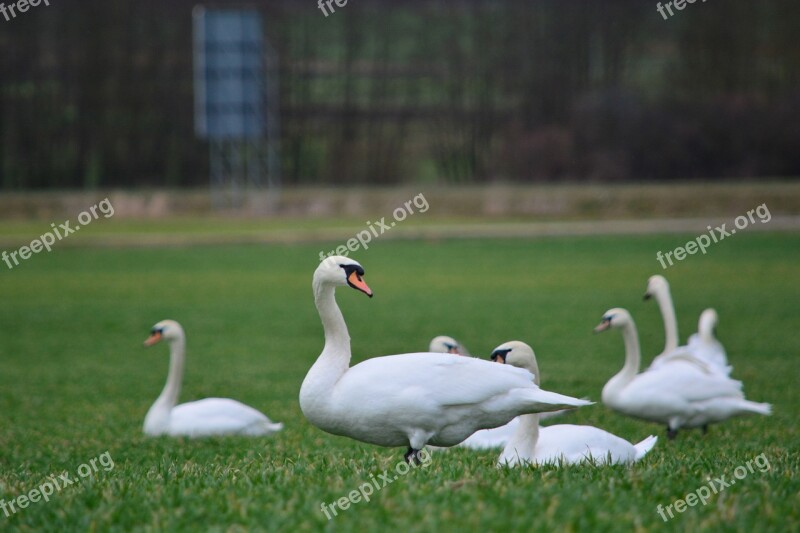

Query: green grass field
[0,232,797,531]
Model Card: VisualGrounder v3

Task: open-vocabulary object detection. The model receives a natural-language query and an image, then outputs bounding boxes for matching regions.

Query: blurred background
[1,0,799,196]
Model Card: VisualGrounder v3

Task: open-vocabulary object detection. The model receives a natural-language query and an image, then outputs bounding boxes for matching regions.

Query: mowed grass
[0,232,797,531]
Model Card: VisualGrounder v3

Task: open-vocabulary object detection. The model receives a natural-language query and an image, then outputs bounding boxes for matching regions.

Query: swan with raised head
[594,308,771,439]
[685,309,731,374]
[299,256,592,462]
[429,336,471,356]
[143,320,284,437]
[494,341,657,467]
[644,275,729,374]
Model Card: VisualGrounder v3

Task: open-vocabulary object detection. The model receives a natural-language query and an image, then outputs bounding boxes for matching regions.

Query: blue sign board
[193,7,265,140]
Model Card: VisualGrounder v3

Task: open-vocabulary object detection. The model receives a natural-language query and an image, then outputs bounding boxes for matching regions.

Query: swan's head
[593,308,633,333]
[144,319,185,346]
[643,275,669,300]
[429,336,465,355]
[698,308,719,338]
[490,341,538,374]
[313,256,373,297]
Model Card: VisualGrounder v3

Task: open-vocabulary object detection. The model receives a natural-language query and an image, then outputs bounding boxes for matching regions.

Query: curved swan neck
[655,286,678,354]
[619,319,641,380]
[506,413,540,458]
[156,336,185,408]
[311,279,352,376]
[605,318,642,398]
[698,311,717,343]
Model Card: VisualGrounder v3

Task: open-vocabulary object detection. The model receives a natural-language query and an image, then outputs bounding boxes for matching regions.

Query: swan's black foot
[702,425,709,435]
[667,427,678,440]
[404,447,423,464]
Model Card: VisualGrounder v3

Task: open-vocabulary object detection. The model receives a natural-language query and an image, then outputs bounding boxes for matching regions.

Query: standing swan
[299,256,592,462]
[644,275,680,358]
[494,341,657,467]
[143,320,284,437]
[644,275,729,374]
[594,309,771,439]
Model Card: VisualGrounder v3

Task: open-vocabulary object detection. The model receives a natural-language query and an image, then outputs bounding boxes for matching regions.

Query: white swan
[644,275,729,374]
[494,341,657,467]
[644,275,680,358]
[299,256,592,461]
[594,308,771,439]
[143,320,284,437]
[428,336,471,356]
[685,309,731,374]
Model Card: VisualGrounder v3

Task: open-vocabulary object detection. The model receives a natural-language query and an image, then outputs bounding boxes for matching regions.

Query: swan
[143,320,284,437]
[493,341,657,467]
[684,309,731,374]
[299,256,592,462]
[594,308,771,439]
[428,336,471,356]
[644,275,729,374]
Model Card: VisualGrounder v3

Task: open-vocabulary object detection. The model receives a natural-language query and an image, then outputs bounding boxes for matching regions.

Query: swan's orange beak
[348,271,373,297]
[448,346,460,355]
[593,319,612,333]
[144,331,162,347]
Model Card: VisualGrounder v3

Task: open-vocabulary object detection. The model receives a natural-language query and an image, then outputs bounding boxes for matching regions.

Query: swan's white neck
[602,319,641,403]
[505,356,541,458]
[505,412,540,460]
[144,336,185,434]
[654,285,678,355]
[698,311,716,344]
[299,279,352,416]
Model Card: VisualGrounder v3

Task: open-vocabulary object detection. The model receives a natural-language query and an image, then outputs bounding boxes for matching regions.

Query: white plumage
[595,308,771,439]
[493,341,657,467]
[143,320,284,438]
[299,257,591,460]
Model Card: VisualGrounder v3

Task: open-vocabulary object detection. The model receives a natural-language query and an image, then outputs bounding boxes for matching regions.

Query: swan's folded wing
[636,364,744,402]
[170,398,274,435]
[342,353,588,412]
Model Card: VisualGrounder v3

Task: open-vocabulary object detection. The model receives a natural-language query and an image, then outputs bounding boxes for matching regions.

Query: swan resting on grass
[143,320,284,437]
[299,256,592,462]
[427,336,571,450]
[429,335,471,356]
[594,308,771,439]
[493,341,657,467]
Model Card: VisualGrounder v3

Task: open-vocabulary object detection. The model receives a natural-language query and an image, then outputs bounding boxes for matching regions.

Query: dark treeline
[1,0,799,189]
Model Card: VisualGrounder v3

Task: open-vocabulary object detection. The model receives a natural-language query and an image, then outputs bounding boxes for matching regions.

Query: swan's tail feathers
[245,420,284,436]
[537,397,592,421]
[743,401,772,416]
[522,389,594,413]
[633,435,658,461]
[266,421,285,433]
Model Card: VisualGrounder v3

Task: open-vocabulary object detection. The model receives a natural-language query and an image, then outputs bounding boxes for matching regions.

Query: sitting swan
[494,341,657,467]
[299,256,592,462]
[644,275,729,374]
[143,320,284,437]
[594,308,771,439]
[429,336,471,356]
